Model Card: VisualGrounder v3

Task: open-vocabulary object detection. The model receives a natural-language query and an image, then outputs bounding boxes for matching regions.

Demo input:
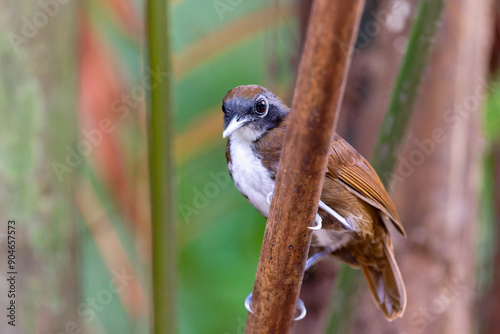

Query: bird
[222,84,406,321]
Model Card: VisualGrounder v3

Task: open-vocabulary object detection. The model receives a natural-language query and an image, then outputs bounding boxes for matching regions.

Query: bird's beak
[223,117,246,138]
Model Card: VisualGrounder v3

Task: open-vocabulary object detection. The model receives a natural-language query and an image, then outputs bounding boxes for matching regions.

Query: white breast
[228,133,275,216]
[228,131,352,252]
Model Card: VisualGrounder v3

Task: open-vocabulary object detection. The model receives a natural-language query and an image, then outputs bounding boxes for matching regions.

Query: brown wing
[253,120,287,177]
[327,135,406,236]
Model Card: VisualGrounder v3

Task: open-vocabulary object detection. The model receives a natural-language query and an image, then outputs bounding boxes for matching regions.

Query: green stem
[371,0,445,178]
[146,0,176,333]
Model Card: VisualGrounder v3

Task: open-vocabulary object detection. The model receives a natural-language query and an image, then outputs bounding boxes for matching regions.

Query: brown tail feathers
[361,237,406,320]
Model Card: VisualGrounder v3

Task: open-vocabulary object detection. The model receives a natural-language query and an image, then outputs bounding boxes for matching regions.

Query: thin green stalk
[371,0,445,179]
[147,0,176,333]
[325,1,445,332]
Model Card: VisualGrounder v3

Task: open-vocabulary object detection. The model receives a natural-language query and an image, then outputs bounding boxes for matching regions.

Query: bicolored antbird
[222,85,406,321]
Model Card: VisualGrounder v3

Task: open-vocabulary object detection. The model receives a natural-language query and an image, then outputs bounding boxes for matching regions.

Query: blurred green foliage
[172,2,298,331]
[81,0,299,333]
[477,78,500,305]
[484,80,500,141]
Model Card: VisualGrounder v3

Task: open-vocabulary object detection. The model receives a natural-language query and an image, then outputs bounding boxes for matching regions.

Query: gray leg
[318,200,353,230]
[305,248,332,271]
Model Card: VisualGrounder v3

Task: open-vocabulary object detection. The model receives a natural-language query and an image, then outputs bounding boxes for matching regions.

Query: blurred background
[0,0,499,333]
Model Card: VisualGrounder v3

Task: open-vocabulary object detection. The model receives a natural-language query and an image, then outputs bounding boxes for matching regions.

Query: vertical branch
[146,0,176,333]
[244,0,365,332]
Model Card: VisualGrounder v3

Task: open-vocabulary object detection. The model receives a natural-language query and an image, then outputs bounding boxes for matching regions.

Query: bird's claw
[266,191,273,205]
[295,297,307,321]
[245,293,254,314]
[309,214,322,230]
[245,292,307,321]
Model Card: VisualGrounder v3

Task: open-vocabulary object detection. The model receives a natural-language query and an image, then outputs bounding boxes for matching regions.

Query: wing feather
[328,135,405,236]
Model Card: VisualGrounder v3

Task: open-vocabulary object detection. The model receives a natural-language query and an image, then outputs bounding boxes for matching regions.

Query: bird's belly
[231,167,274,216]
[312,229,354,252]
[241,184,272,216]
[228,138,275,216]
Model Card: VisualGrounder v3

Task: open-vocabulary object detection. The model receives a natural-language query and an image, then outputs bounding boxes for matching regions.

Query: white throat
[236,123,266,142]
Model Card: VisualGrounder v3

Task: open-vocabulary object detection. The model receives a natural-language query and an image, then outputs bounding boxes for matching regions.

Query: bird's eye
[255,99,267,114]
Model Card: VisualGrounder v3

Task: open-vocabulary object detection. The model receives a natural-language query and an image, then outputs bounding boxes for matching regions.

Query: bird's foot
[244,292,253,314]
[269,191,323,231]
[309,213,322,230]
[318,200,353,231]
[245,292,307,321]
[266,191,273,205]
[295,298,307,320]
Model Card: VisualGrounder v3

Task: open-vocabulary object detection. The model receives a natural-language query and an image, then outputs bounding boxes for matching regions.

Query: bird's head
[222,85,289,141]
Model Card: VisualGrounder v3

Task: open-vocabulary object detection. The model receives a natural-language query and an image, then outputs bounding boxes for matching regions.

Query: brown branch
[244,0,365,332]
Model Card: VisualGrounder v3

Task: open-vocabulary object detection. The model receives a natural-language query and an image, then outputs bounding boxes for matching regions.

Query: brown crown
[224,85,267,101]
